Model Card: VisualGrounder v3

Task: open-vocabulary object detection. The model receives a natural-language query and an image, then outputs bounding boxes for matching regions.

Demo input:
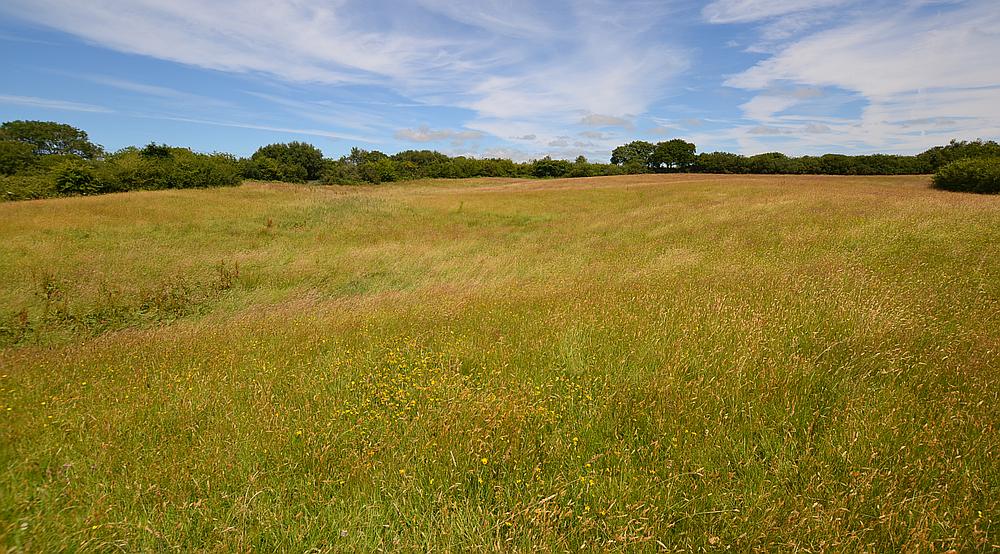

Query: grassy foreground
[1,174,997,551]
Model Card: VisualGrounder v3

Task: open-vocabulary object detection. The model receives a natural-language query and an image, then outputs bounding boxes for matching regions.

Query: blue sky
[1,0,998,161]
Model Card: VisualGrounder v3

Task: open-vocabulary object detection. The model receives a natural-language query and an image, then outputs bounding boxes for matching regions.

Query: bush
[919,139,1000,172]
[99,147,242,191]
[52,161,103,196]
[320,160,362,185]
[1,174,57,201]
[242,156,308,183]
[531,157,571,178]
[358,158,397,184]
[932,157,1000,194]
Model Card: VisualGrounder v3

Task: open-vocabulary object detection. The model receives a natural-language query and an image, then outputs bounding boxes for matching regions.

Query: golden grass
[1,174,998,551]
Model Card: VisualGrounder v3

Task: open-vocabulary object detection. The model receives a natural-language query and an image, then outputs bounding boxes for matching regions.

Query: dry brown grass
[1,174,998,551]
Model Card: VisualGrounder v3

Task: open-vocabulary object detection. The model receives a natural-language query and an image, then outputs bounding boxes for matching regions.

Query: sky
[1,0,998,161]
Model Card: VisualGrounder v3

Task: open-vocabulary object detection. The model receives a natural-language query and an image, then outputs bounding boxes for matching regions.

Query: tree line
[609,139,1000,176]
[2,120,998,200]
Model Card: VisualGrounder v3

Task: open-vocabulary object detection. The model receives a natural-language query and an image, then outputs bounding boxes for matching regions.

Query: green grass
[1,174,998,551]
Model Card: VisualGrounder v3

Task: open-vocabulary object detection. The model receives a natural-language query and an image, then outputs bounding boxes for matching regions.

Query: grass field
[1,174,997,551]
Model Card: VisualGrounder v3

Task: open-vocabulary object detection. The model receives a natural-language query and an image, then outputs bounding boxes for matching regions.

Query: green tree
[251,142,325,180]
[531,156,571,178]
[694,151,746,174]
[141,143,173,159]
[918,139,1000,172]
[610,141,655,169]
[747,152,793,174]
[650,139,696,172]
[0,140,37,175]
[52,160,102,195]
[0,120,102,158]
[358,158,397,184]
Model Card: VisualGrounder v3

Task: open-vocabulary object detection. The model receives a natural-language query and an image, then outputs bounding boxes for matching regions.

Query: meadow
[0,174,997,551]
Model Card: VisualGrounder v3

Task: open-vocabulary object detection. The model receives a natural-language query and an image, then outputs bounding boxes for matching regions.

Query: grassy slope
[0,174,997,551]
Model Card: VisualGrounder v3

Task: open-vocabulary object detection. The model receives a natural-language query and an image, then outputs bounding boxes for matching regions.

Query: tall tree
[650,139,696,171]
[0,120,102,158]
[610,141,655,170]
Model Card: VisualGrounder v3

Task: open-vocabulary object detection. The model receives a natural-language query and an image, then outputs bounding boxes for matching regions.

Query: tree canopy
[650,139,696,171]
[0,120,102,158]
[250,142,325,181]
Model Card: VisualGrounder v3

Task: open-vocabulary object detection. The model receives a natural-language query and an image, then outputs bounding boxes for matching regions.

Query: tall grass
[1,175,997,551]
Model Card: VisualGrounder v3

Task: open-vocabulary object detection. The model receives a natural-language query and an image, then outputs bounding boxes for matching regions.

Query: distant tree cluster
[4,119,998,201]
[314,149,625,185]
[608,139,1000,176]
[1,121,241,200]
[611,139,696,173]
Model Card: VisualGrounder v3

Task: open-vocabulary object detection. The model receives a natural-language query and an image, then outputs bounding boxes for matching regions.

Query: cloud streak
[0,94,112,113]
[719,0,1000,153]
[394,125,484,145]
[0,0,688,157]
[1,0,997,158]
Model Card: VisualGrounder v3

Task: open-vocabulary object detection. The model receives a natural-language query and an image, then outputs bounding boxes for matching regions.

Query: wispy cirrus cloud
[0,94,112,113]
[714,0,1000,153]
[703,0,855,23]
[0,0,688,158]
[2,0,996,158]
[146,115,379,144]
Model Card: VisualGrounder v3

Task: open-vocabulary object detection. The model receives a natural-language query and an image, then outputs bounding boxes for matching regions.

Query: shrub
[242,156,308,183]
[99,147,242,190]
[531,157,571,178]
[358,158,397,184]
[1,174,57,201]
[932,157,1000,194]
[96,149,163,190]
[167,152,241,188]
[52,161,103,196]
[919,139,1000,172]
[321,160,362,185]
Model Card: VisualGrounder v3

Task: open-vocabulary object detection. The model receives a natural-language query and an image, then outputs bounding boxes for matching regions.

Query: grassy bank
[1,174,997,551]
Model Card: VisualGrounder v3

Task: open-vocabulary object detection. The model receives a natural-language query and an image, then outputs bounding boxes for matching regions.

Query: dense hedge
[1,141,242,201]
[97,146,241,191]
[932,157,1000,194]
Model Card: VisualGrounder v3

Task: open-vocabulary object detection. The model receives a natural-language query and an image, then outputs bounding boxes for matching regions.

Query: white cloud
[721,0,1000,153]
[394,125,484,145]
[0,1,430,84]
[739,95,799,121]
[726,4,1000,95]
[703,0,854,23]
[579,114,635,129]
[245,91,390,133]
[68,74,235,109]
[150,115,378,144]
[0,94,112,113]
[0,0,686,141]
